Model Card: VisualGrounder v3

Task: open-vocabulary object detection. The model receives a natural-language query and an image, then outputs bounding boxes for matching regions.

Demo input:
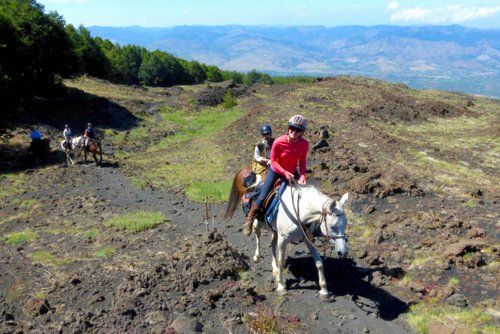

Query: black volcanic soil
[1,76,498,333]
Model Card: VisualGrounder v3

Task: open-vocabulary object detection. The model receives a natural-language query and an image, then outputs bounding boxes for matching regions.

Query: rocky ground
[0,76,498,333]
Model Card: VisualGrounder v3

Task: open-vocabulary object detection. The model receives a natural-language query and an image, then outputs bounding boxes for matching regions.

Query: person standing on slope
[243,115,309,236]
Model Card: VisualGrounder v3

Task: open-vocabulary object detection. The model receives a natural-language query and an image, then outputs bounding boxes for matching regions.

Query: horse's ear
[326,200,336,215]
[339,193,349,208]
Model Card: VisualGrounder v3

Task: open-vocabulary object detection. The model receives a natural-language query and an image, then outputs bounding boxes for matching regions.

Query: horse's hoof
[253,256,260,263]
[320,293,335,303]
[277,288,288,296]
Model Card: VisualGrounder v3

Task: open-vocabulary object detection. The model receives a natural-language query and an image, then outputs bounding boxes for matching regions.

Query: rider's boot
[243,202,261,236]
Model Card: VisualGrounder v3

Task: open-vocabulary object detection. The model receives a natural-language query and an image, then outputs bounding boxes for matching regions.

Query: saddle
[242,180,286,228]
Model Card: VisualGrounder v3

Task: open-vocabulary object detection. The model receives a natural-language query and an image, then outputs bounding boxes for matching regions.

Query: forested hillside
[0,0,273,122]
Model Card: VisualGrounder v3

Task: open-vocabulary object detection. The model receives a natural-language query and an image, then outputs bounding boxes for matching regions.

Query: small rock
[171,314,203,333]
[446,293,468,308]
[310,312,319,320]
[364,328,370,333]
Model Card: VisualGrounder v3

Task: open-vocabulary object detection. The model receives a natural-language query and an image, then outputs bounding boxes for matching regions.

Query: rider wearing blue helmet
[252,124,274,184]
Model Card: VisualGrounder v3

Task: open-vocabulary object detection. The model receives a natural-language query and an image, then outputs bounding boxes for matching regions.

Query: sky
[38,0,500,28]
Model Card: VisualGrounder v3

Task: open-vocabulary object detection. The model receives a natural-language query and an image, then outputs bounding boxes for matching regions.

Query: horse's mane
[291,185,332,211]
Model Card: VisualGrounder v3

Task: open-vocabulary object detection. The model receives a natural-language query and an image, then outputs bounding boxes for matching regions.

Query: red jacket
[270,134,309,177]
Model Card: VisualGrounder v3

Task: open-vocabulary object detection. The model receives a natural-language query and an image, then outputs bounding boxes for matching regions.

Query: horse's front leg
[271,232,279,282]
[66,151,75,165]
[253,220,262,263]
[275,234,288,295]
[305,241,333,302]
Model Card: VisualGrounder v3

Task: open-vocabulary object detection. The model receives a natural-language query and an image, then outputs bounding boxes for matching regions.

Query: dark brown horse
[84,139,103,164]
[28,138,50,163]
[223,166,254,220]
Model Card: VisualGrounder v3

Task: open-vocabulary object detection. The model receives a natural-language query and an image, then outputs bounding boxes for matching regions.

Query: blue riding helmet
[260,124,272,135]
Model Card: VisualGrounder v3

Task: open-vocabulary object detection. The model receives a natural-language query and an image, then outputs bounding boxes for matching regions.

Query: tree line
[0,0,274,99]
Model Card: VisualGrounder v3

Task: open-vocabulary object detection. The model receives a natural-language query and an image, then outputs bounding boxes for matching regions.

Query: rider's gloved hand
[298,174,307,185]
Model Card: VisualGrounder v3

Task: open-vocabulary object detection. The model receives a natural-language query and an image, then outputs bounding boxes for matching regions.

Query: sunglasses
[288,126,304,133]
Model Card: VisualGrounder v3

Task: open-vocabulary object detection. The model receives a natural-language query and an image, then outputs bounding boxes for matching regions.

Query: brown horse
[28,138,50,163]
[83,139,103,164]
[223,166,255,220]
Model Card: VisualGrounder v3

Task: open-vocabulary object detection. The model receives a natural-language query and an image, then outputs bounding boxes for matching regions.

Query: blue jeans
[255,167,284,207]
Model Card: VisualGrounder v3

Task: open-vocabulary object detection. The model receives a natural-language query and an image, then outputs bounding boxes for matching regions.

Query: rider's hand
[284,171,295,181]
[298,174,307,185]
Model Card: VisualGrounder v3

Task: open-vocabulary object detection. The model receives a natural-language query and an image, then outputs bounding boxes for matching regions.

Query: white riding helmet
[288,114,308,131]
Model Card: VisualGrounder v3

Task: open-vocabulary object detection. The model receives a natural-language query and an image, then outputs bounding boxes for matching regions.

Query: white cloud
[298,5,311,18]
[386,1,399,11]
[388,4,500,23]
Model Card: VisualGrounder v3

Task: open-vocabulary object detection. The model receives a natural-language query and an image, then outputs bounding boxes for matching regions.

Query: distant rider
[252,124,275,185]
[83,122,95,149]
[243,115,309,236]
[63,124,72,149]
[30,128,42,143]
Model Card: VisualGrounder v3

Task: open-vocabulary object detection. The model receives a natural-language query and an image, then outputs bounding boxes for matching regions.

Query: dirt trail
[84,163,410,333]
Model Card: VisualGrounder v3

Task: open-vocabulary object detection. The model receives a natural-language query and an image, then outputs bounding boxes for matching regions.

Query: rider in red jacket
[243,115,309,236]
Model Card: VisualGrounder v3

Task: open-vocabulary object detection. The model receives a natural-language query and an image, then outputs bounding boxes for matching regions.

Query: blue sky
[38,0,500,28]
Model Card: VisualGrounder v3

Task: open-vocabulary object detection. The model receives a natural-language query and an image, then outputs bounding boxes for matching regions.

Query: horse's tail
[222,172,241,220]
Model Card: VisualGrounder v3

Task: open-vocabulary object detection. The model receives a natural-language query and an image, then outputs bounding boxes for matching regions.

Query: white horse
[60,136,84,165]
[252,186,349,301]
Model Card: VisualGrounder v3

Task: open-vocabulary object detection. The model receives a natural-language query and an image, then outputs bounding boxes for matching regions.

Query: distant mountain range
[88,25,499,97]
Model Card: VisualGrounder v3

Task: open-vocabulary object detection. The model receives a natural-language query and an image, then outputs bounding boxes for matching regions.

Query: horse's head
[322,192,349,258]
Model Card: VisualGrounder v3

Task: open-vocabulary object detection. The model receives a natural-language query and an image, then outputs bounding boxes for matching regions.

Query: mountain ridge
[88,24,500,97]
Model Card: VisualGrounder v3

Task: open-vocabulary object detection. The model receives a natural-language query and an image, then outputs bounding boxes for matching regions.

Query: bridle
[290,186,348,254]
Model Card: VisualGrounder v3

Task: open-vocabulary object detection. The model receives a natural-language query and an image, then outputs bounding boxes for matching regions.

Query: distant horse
[83,139,103,164]
[224,172,349,300]
[28,138,50,163]
[60,136,84,165]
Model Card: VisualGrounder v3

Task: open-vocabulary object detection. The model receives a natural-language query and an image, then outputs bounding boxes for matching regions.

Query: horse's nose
[337,251,343,257]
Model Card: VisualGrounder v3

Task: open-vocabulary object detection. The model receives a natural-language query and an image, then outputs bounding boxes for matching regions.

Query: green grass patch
[410,255,432,269]
[448,277,460,288]
[462,251,475,262]
[83,229,101,239]
[3,229,37,245]
[28,251,72,266]
[96,246,116,258]
[0,172,29,202]
[408,303,495,334]
[126,107,243,202]
[156,107,242,147]
[19,199,37,208]
[464,199,478,209]
[104,211,167,233]
[6,281,25,304]
[185,180,232,203]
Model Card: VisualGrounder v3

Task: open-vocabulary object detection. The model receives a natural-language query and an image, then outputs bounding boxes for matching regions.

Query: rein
[289,186,347,254]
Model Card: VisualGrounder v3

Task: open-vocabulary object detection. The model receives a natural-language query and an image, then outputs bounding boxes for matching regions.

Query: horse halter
[320,201,348,241]
[289,187,348,252]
